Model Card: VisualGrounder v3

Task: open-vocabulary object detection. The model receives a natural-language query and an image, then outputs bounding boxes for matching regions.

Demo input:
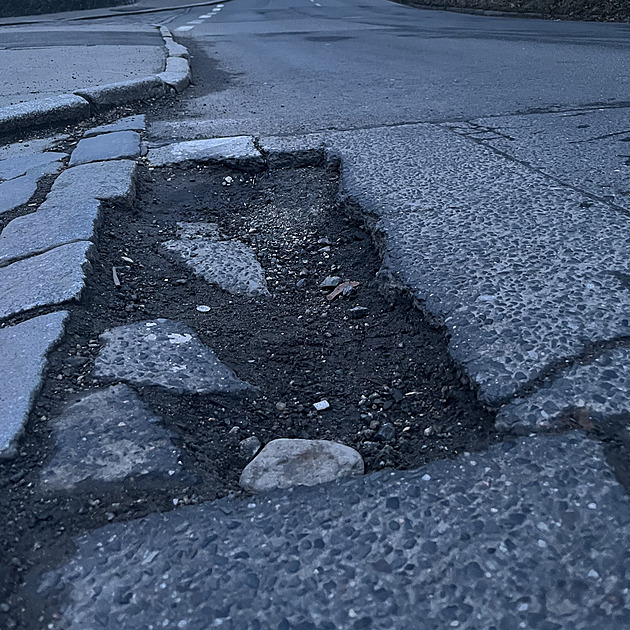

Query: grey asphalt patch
[0,151,67,181]
[40,432,630,629]
[497,347,630,433]
[68,131,141,167]
[47,159,137,205]
[147,137,264,168]
[94,318,253,395]
[0,94,89,134]
[240,438,364,492]
[0,197,101,267]
[0,160,64,216]
[163,222,269,296]
[0,241,93,322]
[0,311,68,457]
[40,384,182,491]
[75,76,166,109]
[83,115,146,138]
[260,126,630,404]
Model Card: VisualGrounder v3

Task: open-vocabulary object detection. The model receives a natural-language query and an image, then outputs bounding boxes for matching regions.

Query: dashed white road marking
[175,25,195,31]
[175,3,224,32]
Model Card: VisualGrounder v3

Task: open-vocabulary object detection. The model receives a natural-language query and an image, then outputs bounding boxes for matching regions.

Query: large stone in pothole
[40,385,181,491]
[240,438,364,492]
[0,241,93,322]
[163,223,268,296]
[94,319,252,395]
[40,433,630,630]
[0,311,68,457]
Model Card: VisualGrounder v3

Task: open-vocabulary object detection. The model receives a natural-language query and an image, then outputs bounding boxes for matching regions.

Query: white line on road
[175,25,195,31]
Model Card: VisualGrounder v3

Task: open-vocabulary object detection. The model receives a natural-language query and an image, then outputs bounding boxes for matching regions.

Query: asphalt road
[152,0,630,134]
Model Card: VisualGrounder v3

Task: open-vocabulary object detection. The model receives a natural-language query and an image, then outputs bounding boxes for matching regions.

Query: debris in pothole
[40,384,182,491]
[94,319,253,394]
[239,438,364,492]
[239,435,262,459]
[320,275,342,289]
[313,399,330,411]
[163,221,269,296]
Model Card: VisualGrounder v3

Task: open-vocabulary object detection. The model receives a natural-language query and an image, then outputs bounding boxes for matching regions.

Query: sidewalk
[0,24,165,108]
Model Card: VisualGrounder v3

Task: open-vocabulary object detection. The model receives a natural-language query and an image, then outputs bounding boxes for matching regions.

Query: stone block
[147,137,264,169]
[83,115,146,138]
[47,159,137,205]
[0,151,67,182]
[0,311,68,456]
[75,77,166,109]
[69,131,141,166]
[0,241,93,321]
[0,95,90,135]
[0,198,101,267]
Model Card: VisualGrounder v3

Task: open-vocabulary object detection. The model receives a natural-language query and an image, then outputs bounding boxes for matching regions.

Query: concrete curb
[0,26,192,137]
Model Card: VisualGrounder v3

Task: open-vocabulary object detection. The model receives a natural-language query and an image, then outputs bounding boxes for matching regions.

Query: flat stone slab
[0,94,89,135]
[147,137,264,168]
[47,159,137,205]
[41,432,630,629]
[497,347,630,433]
[240,438,364,492]
[83,115,146,138]
[0,241,93,322]
[94,319,252,395]
[0,137,64,161]
[0,151,67,182]
[68,131,141,167]
[163,222,268,296]
[40,385,181,491]
[0,159,63,216]
[0,311,68,456]
[0,197,101,267]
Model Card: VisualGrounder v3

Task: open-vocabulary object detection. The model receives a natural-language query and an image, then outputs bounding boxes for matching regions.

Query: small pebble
[276,402,287,411]
[196,305,211,313]
[313,400,330,411]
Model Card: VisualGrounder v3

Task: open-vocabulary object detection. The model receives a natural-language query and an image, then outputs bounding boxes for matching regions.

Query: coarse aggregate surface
[94,318,253,394]
[40,432,630,630]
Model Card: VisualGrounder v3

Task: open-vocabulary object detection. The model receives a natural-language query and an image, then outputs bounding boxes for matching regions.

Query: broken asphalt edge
[0,25,193,138]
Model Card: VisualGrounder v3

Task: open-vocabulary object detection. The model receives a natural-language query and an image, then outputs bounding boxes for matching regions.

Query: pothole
[0,161,498,627]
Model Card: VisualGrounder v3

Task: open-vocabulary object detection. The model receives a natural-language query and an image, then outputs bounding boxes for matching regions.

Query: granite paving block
[40,432,630,629]
[94,319,253,395]
[0,198,101,267]
[163,39,189,59]
[47,159,137,205]
[0,95,89,135]
[0,159,63,216]
[75,77,166,108]
[163,222,268,296]
[0,241,93,321]
[40,385,182,491]
[0,151,67,181]
[497,346,630,433]
[83,115,146,138]
[147,137,264,168]
[0,311,68,456]
[0,137,64,161]
[157,56,191,92]
[68,131,141,167]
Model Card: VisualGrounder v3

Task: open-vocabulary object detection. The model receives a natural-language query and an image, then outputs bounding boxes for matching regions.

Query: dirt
[395,0,630,21]
[0,159,500,628]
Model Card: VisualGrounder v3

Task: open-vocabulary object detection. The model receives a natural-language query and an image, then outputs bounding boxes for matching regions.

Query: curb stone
[0,28,191,136]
